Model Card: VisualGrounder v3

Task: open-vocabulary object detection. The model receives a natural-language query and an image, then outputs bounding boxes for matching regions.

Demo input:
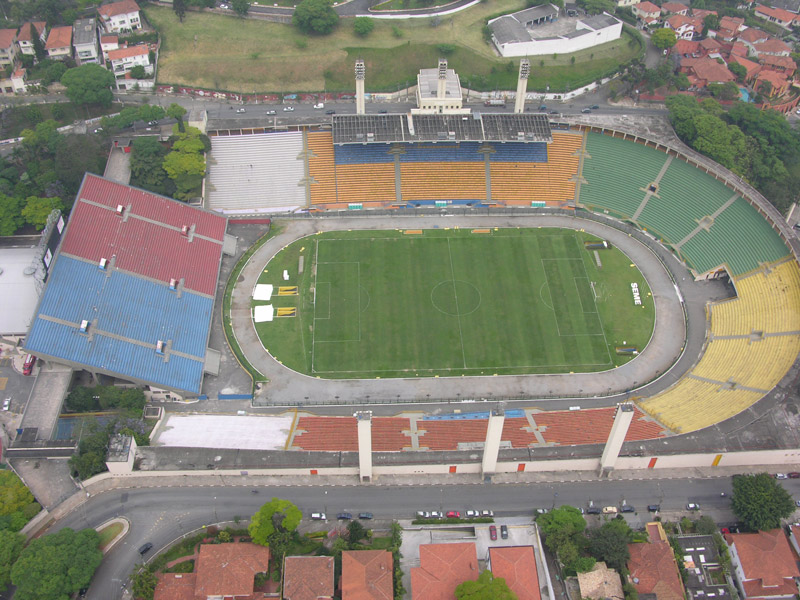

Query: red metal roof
[79,174,227,241]
[63,175,227,296]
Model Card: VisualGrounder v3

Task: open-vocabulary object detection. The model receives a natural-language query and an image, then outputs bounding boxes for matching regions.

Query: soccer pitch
[254,228,655,379]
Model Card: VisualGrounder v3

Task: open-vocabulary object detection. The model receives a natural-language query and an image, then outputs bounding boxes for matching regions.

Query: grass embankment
[255,228,655,379]
[145,4,642,93]
[97,522,123,550]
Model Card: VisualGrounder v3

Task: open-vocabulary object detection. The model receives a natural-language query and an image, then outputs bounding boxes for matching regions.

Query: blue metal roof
[26,256,213,393]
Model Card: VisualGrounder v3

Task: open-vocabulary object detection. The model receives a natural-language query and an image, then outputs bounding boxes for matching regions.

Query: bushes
[65,385,146,414]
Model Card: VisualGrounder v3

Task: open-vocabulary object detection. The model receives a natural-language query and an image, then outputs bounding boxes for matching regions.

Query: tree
[537,506,593,575]
[231,0,250,15]
[22,196,63,230]
[456,570,518,600]
[732,473,795,531]
[60,64,115,107]
[163,150,206,180]
[248,498,302,546]
[130,136,171,195]
[347,520,367,545]
[0,530,24,592]
[587,518,633,571]
[576,0,615,14]
[757,79,772,97]
[707,81,739,101]
[353,16,374,37]
[30,23,45,62]
[293,0,339,34]
[173,0,186,21]
[166,103,187,133]
[11,527,103,600]
[0,193,24,235]
[694,516,717,535]
[703,13,719,32]
[651,27,677,50]
[130,65,146,79]
[54,133,105,197]
[728,61,747,83]
[130,566,158,600]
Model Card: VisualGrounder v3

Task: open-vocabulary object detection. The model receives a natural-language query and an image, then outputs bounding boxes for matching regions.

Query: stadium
[213,59,800,467]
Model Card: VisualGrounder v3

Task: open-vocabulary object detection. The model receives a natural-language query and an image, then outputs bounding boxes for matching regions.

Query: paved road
[231,214,705,406]
[52,476,800,600]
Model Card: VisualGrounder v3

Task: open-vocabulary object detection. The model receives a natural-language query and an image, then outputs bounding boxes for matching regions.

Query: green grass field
[255,228,655,379]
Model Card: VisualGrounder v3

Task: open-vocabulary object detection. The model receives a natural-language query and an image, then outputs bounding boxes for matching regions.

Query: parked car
[538,105,547,111]
[311,512,326,520]
[587,503,601,514]
[314,103,324,109]
[325,109,336,115]
[590,104,600,109]
[581,108,592,113]
[465,510,479,518]
[147,120,159,126]
[602,506,618,515]
[430,511,443,519]
[480,510,494,518]
[138,542,153,555]
[647,504,660,512]
[446,511,460,518]
[283,106,294,111]
[416,511,431,519]
[549,110,559,114]
[489,525,497,540]
[337,512,353,520]
[378,109,388,114]
[535,508,548,515]
[22,354,35,375]
[687,503,700,511]
[775,473,788,479]
[2,399,9,411]
[788,472,800,478]
[500,524,508,539]
[266,110,276,115]
[621,504,634,513]
[795,500,800,507]
[358,512,373,520]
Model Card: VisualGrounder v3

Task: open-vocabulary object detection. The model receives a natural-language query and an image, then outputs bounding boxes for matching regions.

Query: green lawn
[97,522,123,549]
[255,228,654,378]
[145,4,643,93]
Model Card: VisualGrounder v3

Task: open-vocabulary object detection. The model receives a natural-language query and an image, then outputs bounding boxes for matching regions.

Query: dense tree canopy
[60,64,115,107]
[732,473,795,531]
[456,570,518,600]
[293,0,339,34]
[537,506,594,575]
[0,530,24,592]
[166,103,187,133]
[21,195,64,230]
[231,0,250,15]
[587,517,633,571]
[0,470,40,533]
[130,136,173,197]
[576,0,615,14]
[248,498,303,546]
[353,16,374,36]
[651,27,677,49]
[11,527,102,600]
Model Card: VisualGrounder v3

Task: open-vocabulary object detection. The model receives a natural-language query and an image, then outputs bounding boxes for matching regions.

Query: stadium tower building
[514,59,530,114]
[355,59,366,116]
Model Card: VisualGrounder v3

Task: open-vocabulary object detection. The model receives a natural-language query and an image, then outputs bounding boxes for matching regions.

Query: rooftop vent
[99,257,108,270]
[181,225,190,236]
[79,320,89,333]
[115,204,124,215]
[155,340,165,355]
[169,278,177,291]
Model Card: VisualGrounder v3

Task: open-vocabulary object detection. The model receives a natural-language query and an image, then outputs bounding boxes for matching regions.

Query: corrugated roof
[79,174,227,241]
[45,25,72,50]
[61,200,223,296]
[26,257,211,393]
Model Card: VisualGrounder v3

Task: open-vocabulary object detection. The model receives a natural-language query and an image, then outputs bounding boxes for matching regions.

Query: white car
[430,511,443,519]
[775,473,788,480]
[236,108,246,113]
[310,512,326,520]
[416,511,431,519]
[314,103,324,109]
[465,510,479,518]
[266,110,276,115]
[687,503,701,510]
[283,106,294,111]
[480,509,494,518]
[2,399,9,411]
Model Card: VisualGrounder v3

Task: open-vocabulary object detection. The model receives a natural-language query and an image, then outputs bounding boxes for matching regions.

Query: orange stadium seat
[400,162,486,201]
[307,131,337,205]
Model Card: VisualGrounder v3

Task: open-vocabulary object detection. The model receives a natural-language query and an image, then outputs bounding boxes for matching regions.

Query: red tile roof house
[16,22,46,57]
[632,1,661,21]
[671,39,701,57]
[0,29,18,67]
[341,550,393,600]
[754,4,800,28]
[411,542,479,600]
[662,2,690,14]
[666,14,698,40]
[98,0,142,34]
[752,38,792,57]
[762,54,797,76]
[754,65,791,97]
[724,529,800,600]
[45,25,72,60]
[738,27,770,45]
[488,546,541,600]
[627,523,685,600]
[680,57,735,87]
[283,555,334,600]
[153,542,271,600]
[728,54,762,82]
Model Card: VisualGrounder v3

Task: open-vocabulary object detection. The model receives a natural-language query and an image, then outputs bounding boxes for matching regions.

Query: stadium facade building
[24,174,234,398]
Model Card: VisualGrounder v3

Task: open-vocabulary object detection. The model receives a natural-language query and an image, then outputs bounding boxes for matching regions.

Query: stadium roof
[332,113,552,144]
[25,175,227,395]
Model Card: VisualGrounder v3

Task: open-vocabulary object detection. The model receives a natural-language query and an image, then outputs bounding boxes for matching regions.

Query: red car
[22,354,36,376]
[446,511,460,519]
[489,525,497,541]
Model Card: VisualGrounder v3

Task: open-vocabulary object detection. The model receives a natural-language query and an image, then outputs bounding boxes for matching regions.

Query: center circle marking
[430,280,482,317]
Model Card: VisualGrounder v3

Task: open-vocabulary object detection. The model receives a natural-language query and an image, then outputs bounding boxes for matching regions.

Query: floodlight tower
[437,58,448,100]
[514,59,530,114]
[355,59,366,115]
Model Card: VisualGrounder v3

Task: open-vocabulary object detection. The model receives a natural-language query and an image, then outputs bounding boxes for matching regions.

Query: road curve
[229,214,692,405]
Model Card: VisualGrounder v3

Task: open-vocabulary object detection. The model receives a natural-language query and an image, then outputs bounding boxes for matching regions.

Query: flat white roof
[153,414,292,450]
[0,246,41,335]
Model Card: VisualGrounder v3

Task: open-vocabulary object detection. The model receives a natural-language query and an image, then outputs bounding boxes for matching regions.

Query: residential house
[283,556,334,600]
[0,29,18,67]
[0,66,27,95]
[754,4,800,28]
[666,14,699,39]
[632,1,661,21]
[487,546,541,600]
[699,37,724,57]
[671,39,701,57]
[341,550,393,600]
[738,27,770,45]
[717,15,746,39]
[752,38,791,57]
[73,18,99,64]
[728,54,762,82]
[754,66,791,96]
[45,26,72,60]
[724,529,800,600]
[681,57,736,87]
[100,34,119,61]
[627,522,685,600]
[108,45,151,76]
[411,543,479,600]
[691,8,718,21]
[153,542,270,600]
[16,22,46,57]
[762,54,797,76]
[616,0,641,8]
[730,41,750,57]
[98,0,142,34]
[789,524,800,556]
[662,2,690,14]
[578,562,624,600]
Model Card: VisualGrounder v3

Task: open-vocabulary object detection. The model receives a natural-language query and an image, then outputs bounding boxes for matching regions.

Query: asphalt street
[52,478,800,600]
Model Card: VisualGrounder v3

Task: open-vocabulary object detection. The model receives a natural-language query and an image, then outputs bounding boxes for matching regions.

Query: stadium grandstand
[24,174,232,397]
